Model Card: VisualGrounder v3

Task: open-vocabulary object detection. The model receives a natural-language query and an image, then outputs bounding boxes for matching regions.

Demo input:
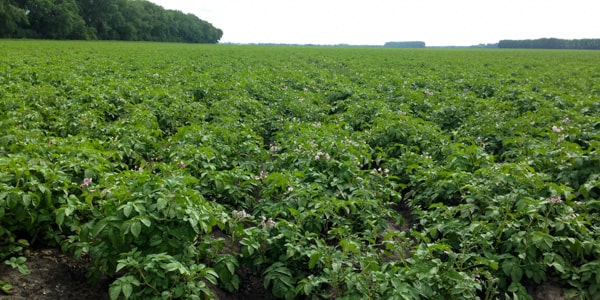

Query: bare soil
[0,248,109,300]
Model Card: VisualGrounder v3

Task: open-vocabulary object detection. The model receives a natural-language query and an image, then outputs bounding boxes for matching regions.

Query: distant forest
[499,38,600,50]
[0,0,223,43]
[384,41,426,48]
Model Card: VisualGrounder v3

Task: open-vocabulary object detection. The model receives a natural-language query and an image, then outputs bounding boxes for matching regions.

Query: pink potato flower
[80,178,92,188]
[547,197,562,204]
[261,216,276,229]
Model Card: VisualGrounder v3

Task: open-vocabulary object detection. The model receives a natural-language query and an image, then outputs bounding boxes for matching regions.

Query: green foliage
[499,38,600,50]
[0,0,222,43]
[110,250,217,299]
[213,254,240,292]
[1,41,599,299]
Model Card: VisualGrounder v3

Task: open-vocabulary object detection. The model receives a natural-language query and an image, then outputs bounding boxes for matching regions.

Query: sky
[149,0,599,46]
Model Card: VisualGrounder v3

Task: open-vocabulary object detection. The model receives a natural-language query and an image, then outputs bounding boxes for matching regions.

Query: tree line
[0,0,223,43]
[498,38,600,50]
[384,41,426,48]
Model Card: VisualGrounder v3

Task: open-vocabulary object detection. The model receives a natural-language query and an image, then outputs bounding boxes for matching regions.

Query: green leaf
[64,205,74,217]
[37,183,50,195]
[511,265,523,282]
[240,236,259,257]
[339,239,360,254]
[230,275,241,290]
[204,269,219,285]
[132,202,145,214]
[17,263,29,275]
[164,262,184,273]
[489,260,499,271]
[501,258,524,284]
[308,252,322,269]
[445,270,466,281]
[91,220,108,237]
[531,231,554,250]
[224,260,236,274]
[130,221,141,238]
[550,262,565,273]
[140,217,151,227]
[0,280,13,295]
[123,204,132,217]
[157,198,168,210]
[55,208,65,227]
[122,283,133,299]
[476,256,499,271]
[116,261,128,272]
[109,285,121,300]
[80,224,90,242]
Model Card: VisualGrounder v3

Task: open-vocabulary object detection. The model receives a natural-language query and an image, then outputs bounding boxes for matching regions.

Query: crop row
[1,41,599,299]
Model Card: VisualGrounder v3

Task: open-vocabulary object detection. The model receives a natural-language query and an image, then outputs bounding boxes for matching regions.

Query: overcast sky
[149,0,598,46]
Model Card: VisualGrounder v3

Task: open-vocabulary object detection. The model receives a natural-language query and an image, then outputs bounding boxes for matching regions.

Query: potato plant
[1,41,599,299]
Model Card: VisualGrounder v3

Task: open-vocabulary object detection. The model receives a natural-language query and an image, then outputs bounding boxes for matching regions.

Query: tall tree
[22,0,87,39]
[76,0,123,39]
[2,0,223,43]
[0,0,28,37]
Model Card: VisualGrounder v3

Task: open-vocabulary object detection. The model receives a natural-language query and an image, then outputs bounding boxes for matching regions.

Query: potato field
[1,41,599,299]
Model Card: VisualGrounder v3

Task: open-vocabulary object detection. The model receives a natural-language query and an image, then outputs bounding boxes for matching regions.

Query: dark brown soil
[0,248,109,300]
